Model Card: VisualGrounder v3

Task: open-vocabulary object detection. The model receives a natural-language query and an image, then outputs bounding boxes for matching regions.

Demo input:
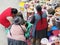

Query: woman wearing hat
[7,16,27,45]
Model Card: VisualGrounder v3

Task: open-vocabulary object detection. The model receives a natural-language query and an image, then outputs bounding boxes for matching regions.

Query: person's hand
[48,24,53,31]
[7,16,13,24]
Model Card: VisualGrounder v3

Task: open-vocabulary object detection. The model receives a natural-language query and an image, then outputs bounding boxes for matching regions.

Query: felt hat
[13,16,23,25]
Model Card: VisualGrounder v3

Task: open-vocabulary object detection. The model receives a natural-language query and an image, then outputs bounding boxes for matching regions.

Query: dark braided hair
[36,5,42,23]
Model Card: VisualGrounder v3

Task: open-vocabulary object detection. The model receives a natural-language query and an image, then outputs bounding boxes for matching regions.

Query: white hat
[49,36,59,43]
[41,38,48,44]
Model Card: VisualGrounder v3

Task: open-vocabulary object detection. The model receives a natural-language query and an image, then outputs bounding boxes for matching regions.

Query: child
[7,16,27,45]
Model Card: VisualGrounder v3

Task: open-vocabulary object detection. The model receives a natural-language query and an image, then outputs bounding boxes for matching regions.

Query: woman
[7,16,27,45]
[31,5,48,45]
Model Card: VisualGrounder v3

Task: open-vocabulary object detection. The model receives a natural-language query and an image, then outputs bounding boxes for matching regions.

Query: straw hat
[27,6,34,12]
[54,12,60,16]
[54,12,60,22]
[47,8,55,15]
[55,7,60,12]
[29,1,34,6]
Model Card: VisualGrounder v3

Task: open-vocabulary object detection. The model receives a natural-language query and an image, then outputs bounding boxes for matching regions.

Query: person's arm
[7,16,13,24]
[21,25,27,32]
[30,15,35,24]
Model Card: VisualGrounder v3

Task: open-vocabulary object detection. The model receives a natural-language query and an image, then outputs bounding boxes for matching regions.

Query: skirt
[35,28,47,39]
[8,38,27,45]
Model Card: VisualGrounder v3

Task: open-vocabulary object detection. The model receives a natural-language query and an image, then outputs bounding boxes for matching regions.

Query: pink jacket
[7,24,26,42]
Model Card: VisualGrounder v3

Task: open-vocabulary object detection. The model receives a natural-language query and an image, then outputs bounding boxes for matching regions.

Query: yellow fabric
[19,1,25,7]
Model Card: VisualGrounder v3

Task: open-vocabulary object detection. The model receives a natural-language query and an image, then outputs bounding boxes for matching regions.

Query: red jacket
[0,7,13,28]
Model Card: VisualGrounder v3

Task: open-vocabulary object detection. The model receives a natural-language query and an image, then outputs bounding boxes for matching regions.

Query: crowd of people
[0,1,60,45]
